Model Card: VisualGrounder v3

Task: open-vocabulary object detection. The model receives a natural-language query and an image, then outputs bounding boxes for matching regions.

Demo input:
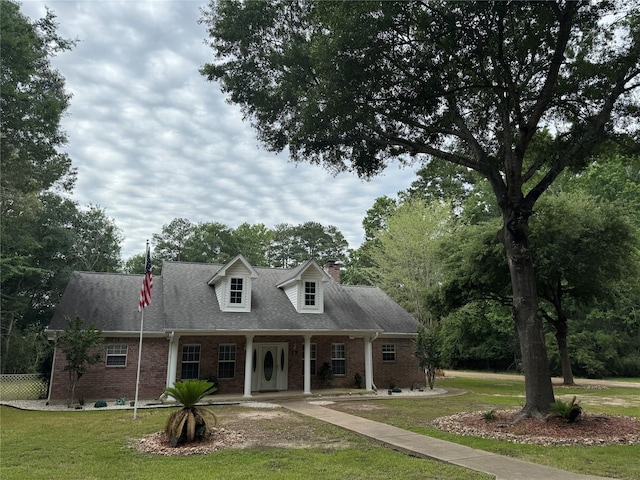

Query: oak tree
[201,1,640,416]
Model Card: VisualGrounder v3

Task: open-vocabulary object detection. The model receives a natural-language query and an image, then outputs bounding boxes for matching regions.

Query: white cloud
[20,0,421,260]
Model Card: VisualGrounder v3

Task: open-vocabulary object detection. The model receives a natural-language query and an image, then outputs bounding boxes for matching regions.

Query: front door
[260,345,278,391]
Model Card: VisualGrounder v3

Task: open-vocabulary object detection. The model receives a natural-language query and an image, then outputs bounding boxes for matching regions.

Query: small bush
[94,400,107,408]
[549,396,583,423]
[318,363,334,388]
[354,373,363,389]
[482,409,496,420]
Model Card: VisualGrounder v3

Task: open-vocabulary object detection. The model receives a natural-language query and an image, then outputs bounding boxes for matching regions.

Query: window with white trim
[302,343,317,375]
[382,344,396,362]
[304,281,316,306]
[218,344,236,379]
[331,343,346,375]
[230,277,243,304]
[181,345,201,379]
[106,344,127,367]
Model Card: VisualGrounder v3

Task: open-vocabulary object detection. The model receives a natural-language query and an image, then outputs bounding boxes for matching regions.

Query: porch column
[364,336,374,391]
[244,334,254,398]
[303,335,312,394]
[166,332,180,388]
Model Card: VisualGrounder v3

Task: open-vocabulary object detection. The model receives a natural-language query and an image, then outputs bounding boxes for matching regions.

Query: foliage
[548,396,583,423]
[267,221,348,268]
[201,0,640,414]
[163,379,217,445]
[482,410,496,421]
[366,199,452,322]
[414,324,442,389]
[354,372,363,389]
[0,1,76,373]
[72,205,123,272]
[55,315,103,406]
[318,362,334,388]
[147,218,346,269]
[438,302,518,371]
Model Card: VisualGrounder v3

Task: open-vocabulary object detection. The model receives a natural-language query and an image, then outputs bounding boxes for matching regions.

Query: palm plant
[164,379,217,446]
[548,396,583,423]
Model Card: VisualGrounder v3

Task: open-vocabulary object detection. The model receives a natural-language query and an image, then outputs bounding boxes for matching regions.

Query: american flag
[138,244,153,311]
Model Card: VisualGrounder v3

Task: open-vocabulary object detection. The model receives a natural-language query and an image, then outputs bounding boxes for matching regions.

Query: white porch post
[303,335,312,394]
[166,332,180,388]
[244,334,254,398]
[364,336,374,391]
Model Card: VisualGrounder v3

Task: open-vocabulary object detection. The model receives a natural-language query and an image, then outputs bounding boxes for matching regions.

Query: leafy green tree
[0,1,77,373]
[439,302,518,371]
[267,222,347,268]
[231,222,272,266]
[164,379,217,445]
[122,253,146,274]
[367,199,452,322]
[55,316,102,406]
[531,193,639,384]
[414,324,442,390]
[72,205,123,272]
[183,221,236,263]
[202,0,640,415]
[152,218,195,263]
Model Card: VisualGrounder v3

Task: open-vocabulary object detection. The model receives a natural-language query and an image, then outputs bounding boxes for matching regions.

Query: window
[302,343,317,375]
[230,278,243,304]
[106,344,127,367]
[181,345,201,379]
[304,281,316,306]
[218,344,236,379]
[382,344,396,362]
[331,343,346,375]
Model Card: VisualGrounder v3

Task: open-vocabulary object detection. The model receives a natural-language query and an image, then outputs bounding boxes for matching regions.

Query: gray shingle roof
[50,261,419,336]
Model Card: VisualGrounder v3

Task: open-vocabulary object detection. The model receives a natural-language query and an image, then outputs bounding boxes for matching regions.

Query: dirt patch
[132,406,354,455]
[433,410,640,446]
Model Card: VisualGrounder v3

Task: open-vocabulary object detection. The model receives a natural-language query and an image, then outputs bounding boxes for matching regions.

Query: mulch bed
[433,410,640,446]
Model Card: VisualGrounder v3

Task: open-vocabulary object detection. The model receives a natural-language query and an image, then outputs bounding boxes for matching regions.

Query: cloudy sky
[20,0,421,260]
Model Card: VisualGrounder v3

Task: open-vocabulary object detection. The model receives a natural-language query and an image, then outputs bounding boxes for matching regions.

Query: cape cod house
[46,255,424,401]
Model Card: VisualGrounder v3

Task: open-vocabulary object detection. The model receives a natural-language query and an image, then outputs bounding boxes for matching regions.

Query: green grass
[2,375,638,479]
[330,376,640,480]
[0,405,489,480]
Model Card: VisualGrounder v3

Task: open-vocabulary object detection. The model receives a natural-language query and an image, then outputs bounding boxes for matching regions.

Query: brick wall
[49,337,169,402]
[372,338,424,390]
[49,334,423,400]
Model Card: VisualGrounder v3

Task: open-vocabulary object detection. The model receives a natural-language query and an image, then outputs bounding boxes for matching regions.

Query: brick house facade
[47,256,424,402]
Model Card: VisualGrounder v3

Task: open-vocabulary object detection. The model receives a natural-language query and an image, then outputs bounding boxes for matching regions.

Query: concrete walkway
[281,399,613,480]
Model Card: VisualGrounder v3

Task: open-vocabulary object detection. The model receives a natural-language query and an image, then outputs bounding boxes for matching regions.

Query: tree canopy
[202,0,640,416]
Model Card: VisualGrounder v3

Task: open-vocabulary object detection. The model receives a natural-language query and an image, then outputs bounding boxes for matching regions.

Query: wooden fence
[0,373,49,400]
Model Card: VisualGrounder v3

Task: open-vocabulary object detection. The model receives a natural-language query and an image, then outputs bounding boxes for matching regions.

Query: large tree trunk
[500,222,555,418]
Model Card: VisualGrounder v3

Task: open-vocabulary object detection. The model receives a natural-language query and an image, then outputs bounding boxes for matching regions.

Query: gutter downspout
[365,331,380,392]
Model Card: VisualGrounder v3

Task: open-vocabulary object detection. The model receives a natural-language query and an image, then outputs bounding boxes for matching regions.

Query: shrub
[164,379,217,445]
[354,372,363,389]
[318,363,334,388]
[482,409,496,420]
[549,396,583,423]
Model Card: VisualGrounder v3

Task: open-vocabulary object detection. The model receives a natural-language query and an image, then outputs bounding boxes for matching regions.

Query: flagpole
[134,240,152,420]
[133,307,144,420]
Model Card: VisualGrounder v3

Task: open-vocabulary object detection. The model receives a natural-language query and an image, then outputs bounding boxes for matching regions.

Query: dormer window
[230,278,243,304]
[304,281,316,306]
[277,260,330,313]
[208,254,259,313]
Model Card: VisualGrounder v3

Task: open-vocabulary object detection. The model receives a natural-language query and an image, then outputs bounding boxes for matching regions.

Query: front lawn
[0,404,489,480]
[328,376,640,480]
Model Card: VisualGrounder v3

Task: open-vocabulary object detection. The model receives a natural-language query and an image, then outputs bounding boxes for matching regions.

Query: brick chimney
[323,260,342,283]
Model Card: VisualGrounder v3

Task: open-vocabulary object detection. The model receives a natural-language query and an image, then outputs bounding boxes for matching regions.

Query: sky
[19,0,422,261]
